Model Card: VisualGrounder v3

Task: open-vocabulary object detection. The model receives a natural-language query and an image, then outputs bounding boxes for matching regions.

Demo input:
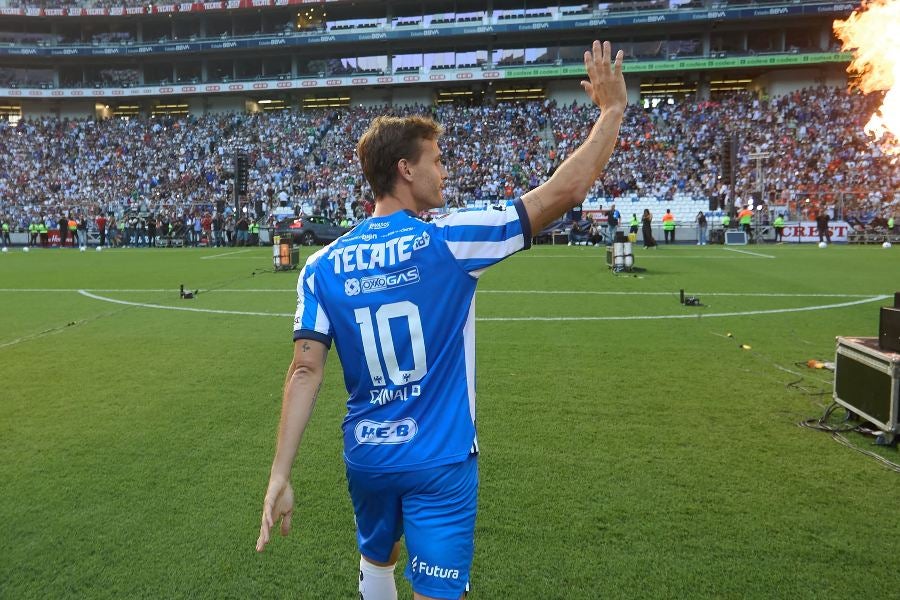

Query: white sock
[359,557,397,600]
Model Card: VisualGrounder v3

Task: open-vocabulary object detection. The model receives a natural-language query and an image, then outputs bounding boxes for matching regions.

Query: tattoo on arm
[529,191,548,214]
[302,342,310,353]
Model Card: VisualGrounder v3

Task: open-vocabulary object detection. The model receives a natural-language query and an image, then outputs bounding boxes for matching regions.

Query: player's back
[294,202,531,473]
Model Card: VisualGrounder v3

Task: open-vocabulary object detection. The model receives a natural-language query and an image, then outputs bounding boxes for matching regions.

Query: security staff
[737,205,754,241]
[629,213,639,235]
[38,220,49,247]
[773,214,785,243]
[662,209,676,244]
[1,218,10,247]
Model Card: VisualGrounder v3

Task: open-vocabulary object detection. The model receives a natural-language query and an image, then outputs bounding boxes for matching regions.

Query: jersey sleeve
[433,198,532,276]
[292,263,333,347]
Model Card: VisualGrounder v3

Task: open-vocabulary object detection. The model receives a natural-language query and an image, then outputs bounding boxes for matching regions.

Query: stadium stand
[2,89,897,237]
[0,0,897,243]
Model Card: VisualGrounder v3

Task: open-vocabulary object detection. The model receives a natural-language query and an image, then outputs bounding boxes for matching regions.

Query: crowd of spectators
[1,87,897,237]
[5,0,706,14]
[553,87,897,223]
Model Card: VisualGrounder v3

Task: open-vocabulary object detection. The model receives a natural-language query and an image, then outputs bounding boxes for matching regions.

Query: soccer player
[256,40,627,600]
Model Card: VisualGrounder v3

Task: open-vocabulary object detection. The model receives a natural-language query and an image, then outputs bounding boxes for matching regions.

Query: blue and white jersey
[293,200,532,473]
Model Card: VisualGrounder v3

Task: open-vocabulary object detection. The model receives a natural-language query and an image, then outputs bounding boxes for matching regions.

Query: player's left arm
[256,338,328,552]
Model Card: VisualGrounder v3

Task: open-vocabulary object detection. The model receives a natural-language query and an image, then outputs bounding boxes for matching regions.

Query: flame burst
[834,0,900,155]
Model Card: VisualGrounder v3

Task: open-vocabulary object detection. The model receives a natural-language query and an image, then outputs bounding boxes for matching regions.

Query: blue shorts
[346,456,478,600]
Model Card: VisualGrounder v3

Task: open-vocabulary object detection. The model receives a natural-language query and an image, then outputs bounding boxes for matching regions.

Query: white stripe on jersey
[294,266,307,325]
[463,294,478,453]
[314,303,331,334]
[463,294,477,425]
[434,206,521,228]
[446,234,525,262]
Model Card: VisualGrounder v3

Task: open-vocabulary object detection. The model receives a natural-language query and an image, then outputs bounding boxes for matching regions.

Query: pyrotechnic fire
[834,0,900,155]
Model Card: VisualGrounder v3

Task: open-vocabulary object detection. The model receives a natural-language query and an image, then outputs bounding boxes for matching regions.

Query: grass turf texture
[1,243,899,599]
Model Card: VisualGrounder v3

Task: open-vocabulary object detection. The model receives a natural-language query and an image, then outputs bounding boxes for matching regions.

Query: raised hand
[580,40,627,114]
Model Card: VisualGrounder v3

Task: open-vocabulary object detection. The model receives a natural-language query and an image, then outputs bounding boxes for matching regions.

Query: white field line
[0,289,883,298]
[520,254,762,259]
[74,289,889,322]
[200,249,253,260]
[476,295,889,321]
[721,247,776,259]
[476,291,879,298]
[76,290,292,317]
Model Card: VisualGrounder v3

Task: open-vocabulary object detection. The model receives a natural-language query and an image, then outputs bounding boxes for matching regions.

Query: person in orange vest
[68,217,78,247]
[662,208,676,244]
[737,204,754,241]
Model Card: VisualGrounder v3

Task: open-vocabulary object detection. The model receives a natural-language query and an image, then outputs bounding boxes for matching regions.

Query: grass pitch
[1,242,899,599]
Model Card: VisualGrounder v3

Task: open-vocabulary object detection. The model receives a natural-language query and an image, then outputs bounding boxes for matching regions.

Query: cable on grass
[2,267,274,351]
[194,267,274,296]
[710,333,899,471]
[0,306,132,351]
[799,403,900,474]
[784,377,831,397]
[711,331,835,397]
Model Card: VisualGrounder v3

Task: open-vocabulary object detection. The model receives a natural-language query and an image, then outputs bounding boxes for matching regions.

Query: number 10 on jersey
[354,301,428,387]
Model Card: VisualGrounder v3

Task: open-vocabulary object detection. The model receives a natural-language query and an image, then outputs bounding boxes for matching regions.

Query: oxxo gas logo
[358,266,420,295]
[354,419,418,445]
[410,556,460,580]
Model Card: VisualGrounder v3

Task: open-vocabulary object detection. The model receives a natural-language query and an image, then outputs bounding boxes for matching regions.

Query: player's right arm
[257,337,328,552]
[522,40,627,233]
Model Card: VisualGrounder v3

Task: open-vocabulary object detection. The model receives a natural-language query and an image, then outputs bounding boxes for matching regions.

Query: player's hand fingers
[256,531,266,552]
[256,521,269,552]
[256,502,273,552]
[280,511,292,536]
[613,49,624,76]
[583,49,597,83]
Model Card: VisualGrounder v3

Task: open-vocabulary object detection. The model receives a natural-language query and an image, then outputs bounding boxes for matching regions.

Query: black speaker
[216,200,225,213]
[234,153,249,194]
[880,307,900,353]
[708,198,718,211]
